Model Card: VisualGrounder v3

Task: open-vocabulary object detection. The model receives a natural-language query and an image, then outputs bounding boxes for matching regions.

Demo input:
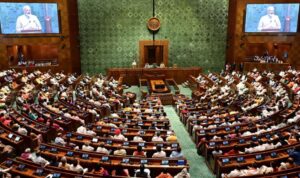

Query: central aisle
[163,106,214,178]
[124,85,214,177]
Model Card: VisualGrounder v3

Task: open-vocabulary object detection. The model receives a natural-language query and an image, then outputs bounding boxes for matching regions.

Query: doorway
[139,40,169,68]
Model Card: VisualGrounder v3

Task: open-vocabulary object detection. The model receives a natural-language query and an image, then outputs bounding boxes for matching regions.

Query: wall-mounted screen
[245,4,300,33]
[0,2,59,34]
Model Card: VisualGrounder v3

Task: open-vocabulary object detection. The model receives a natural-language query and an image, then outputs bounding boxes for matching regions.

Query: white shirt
[152,136,164,142]
[86,130,96,136]
[113,149,127,156]
[75,126,95,136]
[76,126,87,134]
[96,147,110,154]
[82,145,94,151]
[113,134,127,141]
[58,162,71,170]
[133,136,144,142]
[54,137,66,145]
[152,150,166,158]
[18,127,28,135]
[32,156,49,167]
[16,14,42,33]
[69,164,87,173]
[212,150,223,155]
[258,14,281,32]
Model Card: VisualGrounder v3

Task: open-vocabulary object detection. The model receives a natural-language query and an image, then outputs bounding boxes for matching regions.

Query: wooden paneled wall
[226,0,300,69]
[0,0,80,73]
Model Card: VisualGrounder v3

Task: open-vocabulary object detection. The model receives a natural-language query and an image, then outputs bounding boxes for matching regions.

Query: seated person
[20,148,31,160]
[212,146,223,156]
[76,125,96,136]
[54,133,66,146]
[152,146,166,158]
[64,137,77,149]
[135,164,151,178]
[288,134,300,145]
[96,143,110,155]
[82,142,94,151]
[113,148,127,156]
[111,164,129,177]
[92,163,109,176]
[170,147,183,158]
[0,141,14,156]
[152,132,164,142]
[166,132,177,142]
[174,168,190,178]
[156,169,173,178]
[12,123,28,136]
[224,145,240,156]
[133,146,146,157]
[2,116,12,127]
[144,63,150,68]
[113,129,128,141]
[69,159,88,174]
[289,147,300,165]
[160,62,165,68]
[133,133,144,142]
[0,166,12,178]
[49,156,60,167]
[31,151,50,167]
[119,120,129,128]
[96,143,109,155]
[58,156,71,170]
[278,158,295,171]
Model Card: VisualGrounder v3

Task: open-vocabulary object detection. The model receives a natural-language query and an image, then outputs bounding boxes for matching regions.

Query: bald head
[23,5,31,15]
[267,6,275,15]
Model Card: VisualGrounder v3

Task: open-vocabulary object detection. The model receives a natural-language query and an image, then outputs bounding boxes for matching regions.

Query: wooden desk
[107,67,201,85]
[150,80,169,93]
[215,141,299,177]
[66,132,179,151]
[40,143,188,177]
[5,158,134,178]
[216,152,290,178]
[30,105,74,131]
[92,125,170,142]
[243,62,290,72]
[0,125,24,152]
[194,119,275,145]
[9,110,55,142]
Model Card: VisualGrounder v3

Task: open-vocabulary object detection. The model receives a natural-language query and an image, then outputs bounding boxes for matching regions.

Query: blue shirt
[289,151,300,165]
[170,151,183,158]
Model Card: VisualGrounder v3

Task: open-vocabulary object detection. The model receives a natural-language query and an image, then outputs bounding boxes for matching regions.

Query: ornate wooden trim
[139,40,169,68]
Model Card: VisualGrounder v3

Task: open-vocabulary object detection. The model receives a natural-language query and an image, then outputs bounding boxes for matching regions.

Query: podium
[20,30,42,33]
[260,29,280,32]
[150,80,169,93]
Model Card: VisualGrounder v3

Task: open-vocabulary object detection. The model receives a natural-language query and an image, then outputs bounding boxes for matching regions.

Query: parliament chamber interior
[1,0,300,178]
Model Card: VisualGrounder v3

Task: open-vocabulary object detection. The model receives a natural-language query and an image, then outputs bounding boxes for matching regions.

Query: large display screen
[0,2,59,34]
[245,3,300,33]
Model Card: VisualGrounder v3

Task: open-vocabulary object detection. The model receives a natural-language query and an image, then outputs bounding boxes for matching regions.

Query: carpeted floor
[125,85,215,178]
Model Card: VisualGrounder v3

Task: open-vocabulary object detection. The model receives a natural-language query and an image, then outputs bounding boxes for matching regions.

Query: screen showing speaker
[0,2,60,34]
[245,3,300,33]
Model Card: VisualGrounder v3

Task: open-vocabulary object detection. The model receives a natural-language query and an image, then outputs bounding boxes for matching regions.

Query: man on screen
[16,5,42,33]
[257,6,281,32]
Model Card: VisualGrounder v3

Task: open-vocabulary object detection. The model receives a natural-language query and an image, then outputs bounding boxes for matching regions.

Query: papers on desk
[161,160,169,165]
[92,137,98,143]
